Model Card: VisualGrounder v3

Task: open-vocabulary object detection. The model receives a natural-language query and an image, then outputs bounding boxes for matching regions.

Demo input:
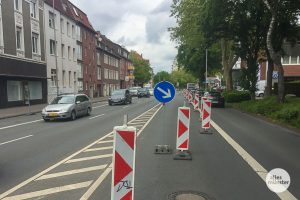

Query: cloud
[69,0,177,73]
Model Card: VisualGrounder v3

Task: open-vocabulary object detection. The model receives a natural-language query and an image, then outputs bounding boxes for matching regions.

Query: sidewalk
[0,97,108,120]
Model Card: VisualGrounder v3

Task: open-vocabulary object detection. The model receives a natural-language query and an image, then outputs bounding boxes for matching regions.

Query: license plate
[48,113,58,117]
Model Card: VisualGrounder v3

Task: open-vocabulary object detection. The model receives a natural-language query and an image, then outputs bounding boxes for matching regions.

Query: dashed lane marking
[36,165,107,181]
[89,114,105,120]
[0,135,33,146]
[0,120,43,131]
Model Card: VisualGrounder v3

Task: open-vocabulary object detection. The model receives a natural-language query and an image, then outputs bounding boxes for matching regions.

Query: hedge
[222,91,251,103]
[274,82,300,97]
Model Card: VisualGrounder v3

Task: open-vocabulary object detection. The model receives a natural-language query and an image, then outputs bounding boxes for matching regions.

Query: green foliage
[222,91,251,103]
[170,69,197,88]
[153,71,172,85]
[274,82,300,97]
[129,51,152,87]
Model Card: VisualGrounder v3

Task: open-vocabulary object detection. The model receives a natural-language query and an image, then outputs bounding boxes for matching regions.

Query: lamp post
[205,48,208,91]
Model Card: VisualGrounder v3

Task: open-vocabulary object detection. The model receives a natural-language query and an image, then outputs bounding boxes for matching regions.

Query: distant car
[255,90,264,97]
[137,88,150,98]
[206,91,225,108]
[108,89,132,105]
[42,94,92,121]
[148,88,154,96]
[129,87,141,96]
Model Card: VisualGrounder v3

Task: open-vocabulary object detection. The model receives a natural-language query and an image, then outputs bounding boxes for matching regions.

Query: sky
[70,0,177,73]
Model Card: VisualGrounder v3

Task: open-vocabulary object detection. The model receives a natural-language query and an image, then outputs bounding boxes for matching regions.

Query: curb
[0,98,108,120]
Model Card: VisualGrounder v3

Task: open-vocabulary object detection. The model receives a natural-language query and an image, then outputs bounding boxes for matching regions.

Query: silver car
[42,94,92,121]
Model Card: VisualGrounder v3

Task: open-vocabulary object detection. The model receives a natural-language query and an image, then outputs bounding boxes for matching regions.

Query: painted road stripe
[0,120,42,131]
[0,135,33,146]
[65,154,112,164]
[211,120,297,200]
[89,114,105,120]
[97,140,114,144]
[93,104,108,109]
[84,146,113,152]
[128,122,145,125]
[36,165,107,180]
[2,181,93,200]
[123,105,129,109]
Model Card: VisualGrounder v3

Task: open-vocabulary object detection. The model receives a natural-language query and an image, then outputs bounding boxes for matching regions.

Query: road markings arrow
[157,87,171,99]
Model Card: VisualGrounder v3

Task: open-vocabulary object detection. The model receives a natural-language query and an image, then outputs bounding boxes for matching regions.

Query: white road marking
[0,120,42,131]
[36,165,107,180]
[0,135,33,146]
[65,154,112,164]
[2,181,93,200]
[92,104,108,109]
[80,163,113,200]
[128,122,145,125]
[123,105,129,109]
[89,114,105,120]
[84,146,113,152]
[211,120,297,200]
[98,140,114,144]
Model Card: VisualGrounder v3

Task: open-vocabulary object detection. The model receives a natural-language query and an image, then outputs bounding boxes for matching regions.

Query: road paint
[2,181,93,200]
[211,120,297,200]
[128,122,146,125]
[92,104,108,109]
[0,135,33,146]
[36,165,107,180]
[123,105,129,109]
[98,140,114,144]
[84,146,113,152]
[65,154,113,164]
[0,120,42,131]
[89,114,105,120]
[80,163,113,200]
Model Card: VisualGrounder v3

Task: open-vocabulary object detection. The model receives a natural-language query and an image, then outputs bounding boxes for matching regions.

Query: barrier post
[200,99,212,134]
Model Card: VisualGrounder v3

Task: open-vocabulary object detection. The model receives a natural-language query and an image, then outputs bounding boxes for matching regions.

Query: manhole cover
[168,191,213,200]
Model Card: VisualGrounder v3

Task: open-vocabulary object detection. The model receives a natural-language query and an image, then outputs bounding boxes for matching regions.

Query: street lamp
[205,48,208,91]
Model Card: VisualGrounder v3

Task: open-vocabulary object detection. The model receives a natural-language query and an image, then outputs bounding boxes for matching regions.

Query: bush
[223,90,251,103]
[276,108,299,122]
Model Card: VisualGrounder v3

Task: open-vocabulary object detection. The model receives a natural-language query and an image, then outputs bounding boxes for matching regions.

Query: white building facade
[44,2,78,102]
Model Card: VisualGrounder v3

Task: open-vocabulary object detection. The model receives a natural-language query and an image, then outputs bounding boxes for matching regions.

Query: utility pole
[205,49,208,91]
[53,0,59,97]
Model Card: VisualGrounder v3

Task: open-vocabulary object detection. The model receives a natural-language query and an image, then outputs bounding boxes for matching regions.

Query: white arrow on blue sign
[154,81,176,103]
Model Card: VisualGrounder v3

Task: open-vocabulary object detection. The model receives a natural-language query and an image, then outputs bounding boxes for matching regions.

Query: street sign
[273,71,278,79]
[112,126,136,200]
[153,81,175,103]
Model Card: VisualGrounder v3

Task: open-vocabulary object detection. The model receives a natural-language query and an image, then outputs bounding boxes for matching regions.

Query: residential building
[44,0,78,101]
[0,0,47,108]
[96,32,121,96]
[65,1,97,98]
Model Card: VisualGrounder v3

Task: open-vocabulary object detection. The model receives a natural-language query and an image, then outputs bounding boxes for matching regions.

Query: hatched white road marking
[36,165,107,180]
[211,120,297,200]
[0,120,42,131]
[65,154,113,163]
[89,114,105,120]
[84,146,113,152]
[0,135,33,146]
[97,140,114,144]
[2,181,93,200]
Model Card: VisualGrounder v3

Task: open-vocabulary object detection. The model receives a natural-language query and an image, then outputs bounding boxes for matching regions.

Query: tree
[129,51,152,87]
[153,71,172,85]
[262,0,300,103]
[170,69,197,88]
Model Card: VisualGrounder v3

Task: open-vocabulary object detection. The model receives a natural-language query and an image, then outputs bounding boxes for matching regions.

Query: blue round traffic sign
[153,81,176,103]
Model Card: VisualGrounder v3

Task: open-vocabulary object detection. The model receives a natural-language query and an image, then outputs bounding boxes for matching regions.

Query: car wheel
[43,118,50,122]
[70,110,76,121]
[86,107,91,116]
[259,93,264,97]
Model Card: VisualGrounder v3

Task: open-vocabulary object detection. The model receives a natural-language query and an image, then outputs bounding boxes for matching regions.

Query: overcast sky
[70,0,177,73]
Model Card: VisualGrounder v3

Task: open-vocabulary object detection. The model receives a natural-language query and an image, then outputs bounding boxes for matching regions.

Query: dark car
[206,91,225,108]
[108,89,132,105]
[137,88,150,98]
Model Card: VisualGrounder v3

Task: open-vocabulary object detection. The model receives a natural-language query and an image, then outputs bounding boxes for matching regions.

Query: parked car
[42,94,92,121]
[255,90,264,97]
[129,87,141,96]
[148,88,154,96]
[108,89,132,105]
[206,91,225,108]
[137,88,150,98]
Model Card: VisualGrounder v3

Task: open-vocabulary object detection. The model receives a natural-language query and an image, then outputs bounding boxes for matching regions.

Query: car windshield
[210,92,221,97]
[51,96,74,104]
[112,90,125,95]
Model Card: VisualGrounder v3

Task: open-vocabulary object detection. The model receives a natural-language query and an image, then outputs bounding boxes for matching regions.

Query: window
[282,56,290,64]
[30,1,37,18]
[291,56,298,64]
[51,69,57,86]
[73,48,75,61]
[15,0,21,11]
[7,81,23,101]
[104,68,108,79]
[60,18,64,33]
[76,25,81,41]
[69,71,71,87]
[74,72,77,83]
[50,40,56,55]
[116,71,119,80]
[16,26,22,50]
[72,25,75,38]
[68,46,70,60]
[62,70,65,86]
[67,22,70,36]
[28,81,42,100]
[61,44,65,58]
[104,54,108,64]
[49,12,55,28]
[97,67,101,80]
[78,81,83,91]
[77,44,82,60]
[97,52,100,65]
[32,33,39,53]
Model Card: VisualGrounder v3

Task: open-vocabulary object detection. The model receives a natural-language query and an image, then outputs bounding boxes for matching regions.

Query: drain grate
[168,191,214,200]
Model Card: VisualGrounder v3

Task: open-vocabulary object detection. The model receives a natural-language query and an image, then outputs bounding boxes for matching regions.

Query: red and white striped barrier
[176,107,190,150]
[112,126,137,200]
[199,97,207,119]
[193,94,199,111]
[201,99,211,129]
[188,92,193,104]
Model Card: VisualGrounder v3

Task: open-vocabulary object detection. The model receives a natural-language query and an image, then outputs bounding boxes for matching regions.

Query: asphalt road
[0,93,299,200]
